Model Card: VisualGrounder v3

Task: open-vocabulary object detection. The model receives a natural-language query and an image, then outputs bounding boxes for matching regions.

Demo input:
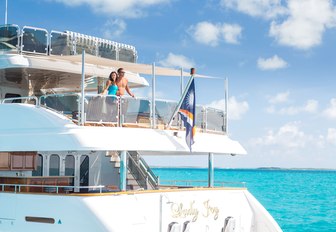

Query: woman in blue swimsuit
[102,71,118,95]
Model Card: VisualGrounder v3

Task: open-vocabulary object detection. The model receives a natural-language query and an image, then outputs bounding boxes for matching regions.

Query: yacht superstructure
[0,24,282,232]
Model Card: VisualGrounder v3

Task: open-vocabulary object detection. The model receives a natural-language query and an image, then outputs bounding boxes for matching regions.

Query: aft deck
[0,177,246,195]
[0,94,227,134]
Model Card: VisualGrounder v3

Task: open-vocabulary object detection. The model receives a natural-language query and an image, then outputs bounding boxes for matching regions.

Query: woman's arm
[102,80,112,95]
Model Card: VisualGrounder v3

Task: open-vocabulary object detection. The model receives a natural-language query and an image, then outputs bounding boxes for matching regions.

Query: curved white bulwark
[0,188,282,232]
[0,104,246,155]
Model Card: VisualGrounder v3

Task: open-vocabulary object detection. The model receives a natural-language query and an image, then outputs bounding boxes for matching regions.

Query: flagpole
[179,67,184,129]
[166,68,195,129]
[180,67,184,95]
[5,0,8,24]
[224,78,228,133]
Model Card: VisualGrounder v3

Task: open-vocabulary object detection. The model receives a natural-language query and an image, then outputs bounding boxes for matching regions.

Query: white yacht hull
[0,24,283,232]
[0,188,281,232]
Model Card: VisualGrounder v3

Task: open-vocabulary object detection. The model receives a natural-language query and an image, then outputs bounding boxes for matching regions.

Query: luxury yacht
[0,24,282,232]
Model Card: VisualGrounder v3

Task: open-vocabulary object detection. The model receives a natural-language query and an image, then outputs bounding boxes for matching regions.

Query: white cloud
[51,0,170,18]
[102,19,126,38]
[251,122,307,149]
[249,122,328,158]
[257,55,288,70]
[133,88,165,99]
[267,92,318,115]
[327,128,336,145]
[323,98,336,119]
[208,97,249,120]
[278,106,299,115]
[222,24,242,44]
[268,91,290,104]
[279,100,318,115]
[269,99,318,115]
[221,0,336,50]
[189,22,220,46]
[188,21,242,46]
[220,0,286,19]
[304,99,319,113]
[269,0,336,50]
[158,53,195,69]
[266,105,275,114]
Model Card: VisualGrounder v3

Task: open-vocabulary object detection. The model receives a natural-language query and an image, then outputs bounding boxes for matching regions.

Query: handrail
[0,181,245,194]
[127,152,154,190]
[138,155,159,185]
[127,151,159,189]
[38,92,80,105]
[0,183,115,194]
[1,96,38,104]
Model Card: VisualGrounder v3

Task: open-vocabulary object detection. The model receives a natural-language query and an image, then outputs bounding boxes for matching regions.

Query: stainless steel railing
[0,183,114,194]
[1,96,38,104]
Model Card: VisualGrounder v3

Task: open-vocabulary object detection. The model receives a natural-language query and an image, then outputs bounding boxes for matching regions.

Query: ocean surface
[152,168,336,232]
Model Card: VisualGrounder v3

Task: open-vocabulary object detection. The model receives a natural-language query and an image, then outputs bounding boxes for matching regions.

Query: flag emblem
[178,79,196,151]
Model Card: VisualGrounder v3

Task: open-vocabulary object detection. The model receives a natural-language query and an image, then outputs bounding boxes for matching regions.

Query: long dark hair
[109,71,118,83]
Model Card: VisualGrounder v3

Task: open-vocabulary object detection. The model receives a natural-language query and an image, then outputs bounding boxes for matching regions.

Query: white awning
[48,54,217,78]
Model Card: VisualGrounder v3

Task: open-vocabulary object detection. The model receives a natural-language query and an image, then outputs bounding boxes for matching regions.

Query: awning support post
[151,63,156,129]
[208,153,214,187]
[80,50,85,126]
[119,151,127,191]
[224,78,228,133]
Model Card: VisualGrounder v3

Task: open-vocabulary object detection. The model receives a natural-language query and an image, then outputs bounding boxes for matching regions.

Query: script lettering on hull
[170,200,219,222]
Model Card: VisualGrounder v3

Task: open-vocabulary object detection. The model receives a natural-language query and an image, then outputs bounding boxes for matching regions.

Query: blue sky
[3,0,336,169]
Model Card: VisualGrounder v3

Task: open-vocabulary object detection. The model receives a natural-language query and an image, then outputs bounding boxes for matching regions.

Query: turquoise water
[153,168,336,232]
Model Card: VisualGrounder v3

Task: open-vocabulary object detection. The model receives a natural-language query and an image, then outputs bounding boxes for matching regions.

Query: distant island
[151,166,336,171]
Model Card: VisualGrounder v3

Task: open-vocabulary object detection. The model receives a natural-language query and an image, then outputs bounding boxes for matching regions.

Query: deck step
[109,151,120,168]
[106,151,118,157]
[112,161,120,168]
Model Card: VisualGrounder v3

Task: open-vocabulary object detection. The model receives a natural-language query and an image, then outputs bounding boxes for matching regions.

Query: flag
[178,79,196,151]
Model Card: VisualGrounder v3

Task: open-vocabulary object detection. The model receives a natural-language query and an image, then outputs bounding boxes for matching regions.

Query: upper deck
[0,24,137,62]
[0,24,149,94]
[0,24,226,134]
[0,23,246,155]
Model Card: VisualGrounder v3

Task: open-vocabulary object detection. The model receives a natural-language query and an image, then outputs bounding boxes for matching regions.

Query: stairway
[107,151,159,190]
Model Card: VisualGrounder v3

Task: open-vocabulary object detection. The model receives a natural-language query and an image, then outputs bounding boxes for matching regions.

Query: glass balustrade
[0,24,137,62]
[21,26,48,54]
[0,24,19,51]
[50,31,72,56]
[1,93,226,133]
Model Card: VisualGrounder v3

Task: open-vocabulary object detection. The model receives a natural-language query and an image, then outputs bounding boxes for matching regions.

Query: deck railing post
[146,176,149,190]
